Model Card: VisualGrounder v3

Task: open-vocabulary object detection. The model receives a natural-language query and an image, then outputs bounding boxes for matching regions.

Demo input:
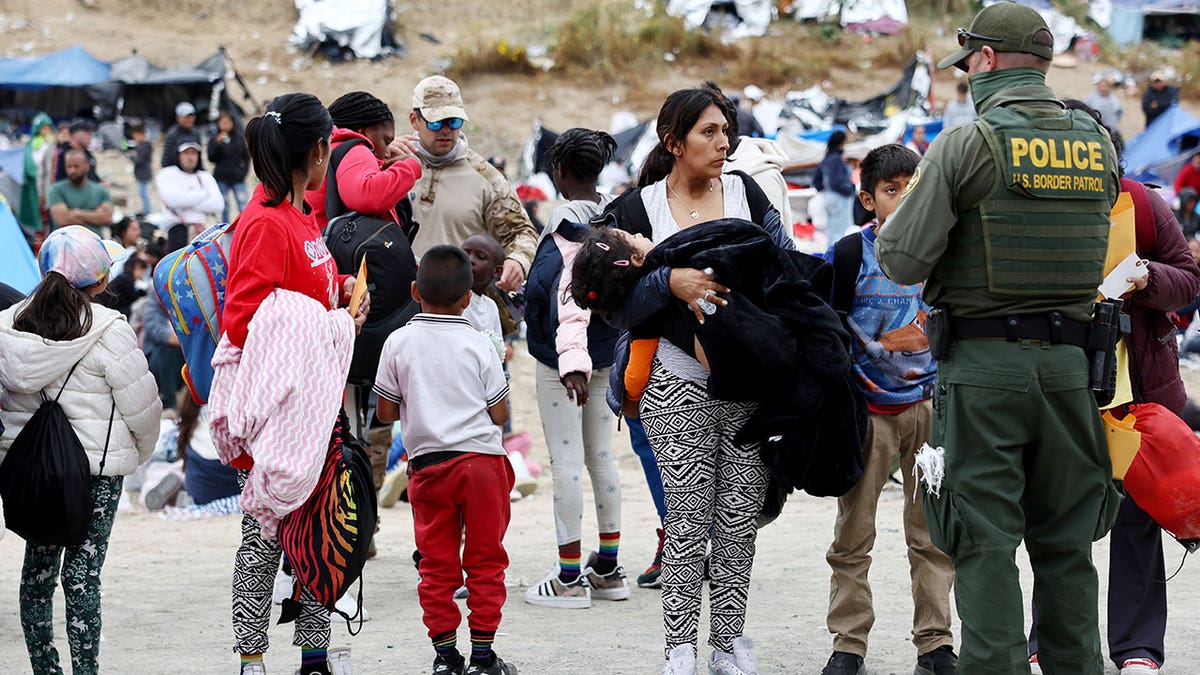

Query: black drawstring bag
[0,361,115,546]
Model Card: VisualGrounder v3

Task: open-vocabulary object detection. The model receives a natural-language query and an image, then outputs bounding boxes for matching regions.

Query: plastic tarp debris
[292,0,396,59]
[667,0,774,38]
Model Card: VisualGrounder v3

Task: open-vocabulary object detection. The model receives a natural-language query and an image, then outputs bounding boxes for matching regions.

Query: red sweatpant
[409,453,514,638]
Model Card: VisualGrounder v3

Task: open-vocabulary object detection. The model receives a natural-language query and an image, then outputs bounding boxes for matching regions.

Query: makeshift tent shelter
[1090,0,1200,47]
[100,49,249,130]
[292,0,406,61]
[0,196,39,295]
[1124,104,1200,187]
[667,0,774,38]
[0,46,112,127]
[789,0,910,34]
[980,0,1087,53]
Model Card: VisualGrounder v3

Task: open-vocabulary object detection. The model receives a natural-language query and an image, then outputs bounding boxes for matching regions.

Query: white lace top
[639,174,751,383]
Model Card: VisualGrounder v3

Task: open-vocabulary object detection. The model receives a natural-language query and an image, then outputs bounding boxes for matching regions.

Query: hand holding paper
[1098,253,1149,300]
[349,258,369,318]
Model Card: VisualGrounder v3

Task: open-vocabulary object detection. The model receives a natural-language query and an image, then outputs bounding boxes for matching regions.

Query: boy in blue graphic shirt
[820,145,957,675]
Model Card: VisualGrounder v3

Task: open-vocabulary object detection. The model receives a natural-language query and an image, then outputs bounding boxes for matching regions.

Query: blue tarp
[1124,104,1200,184]
[0,45,111,91]
[0,198,39,295]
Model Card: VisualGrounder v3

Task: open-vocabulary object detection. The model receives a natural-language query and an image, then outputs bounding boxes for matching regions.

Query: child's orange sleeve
[624,338,659,401]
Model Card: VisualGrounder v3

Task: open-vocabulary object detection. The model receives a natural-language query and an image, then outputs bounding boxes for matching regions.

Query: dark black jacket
[1142,85,1178,127]
[207,133,250,184]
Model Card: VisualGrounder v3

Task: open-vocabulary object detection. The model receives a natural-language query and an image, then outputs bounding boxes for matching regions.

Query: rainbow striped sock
[240,654,264,672]
[300,646,328,673]
[470,629,496,665]
[432,630,458,658]
[595,532,620,574]
[558,553,582,583]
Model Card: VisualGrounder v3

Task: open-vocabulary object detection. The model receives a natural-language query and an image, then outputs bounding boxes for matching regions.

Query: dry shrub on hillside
[117,0,292,22]
[448,39,540,78]
[553,3,735,82]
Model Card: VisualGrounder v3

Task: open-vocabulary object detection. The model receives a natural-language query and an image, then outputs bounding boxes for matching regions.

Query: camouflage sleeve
[483,172,539,274]
[875,132,966,285]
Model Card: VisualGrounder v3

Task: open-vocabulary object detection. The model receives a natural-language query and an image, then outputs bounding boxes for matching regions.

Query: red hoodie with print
[305,126,422,227]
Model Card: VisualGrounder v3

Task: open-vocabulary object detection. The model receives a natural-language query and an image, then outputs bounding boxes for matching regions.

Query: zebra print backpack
[276,410,378,633]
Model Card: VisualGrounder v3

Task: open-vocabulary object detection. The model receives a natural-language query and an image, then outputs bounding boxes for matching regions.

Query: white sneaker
[272,568,292,605]
[241,663,266,675]
[709,649,750,675]
[523,568,591,608]
[329,646,353,675]
[663,644,697,675]
[331,589,369,622]
[1120,658,1160,674]
[732,636,758,675]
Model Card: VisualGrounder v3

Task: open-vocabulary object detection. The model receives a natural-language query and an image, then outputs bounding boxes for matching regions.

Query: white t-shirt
[641,174,751,383]
[373,314,508,460]
[462,291,505,361]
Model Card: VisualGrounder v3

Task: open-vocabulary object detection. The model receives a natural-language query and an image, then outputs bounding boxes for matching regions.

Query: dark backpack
[277,410,378,633]
[0,362,114,546]
[323,138,421,385]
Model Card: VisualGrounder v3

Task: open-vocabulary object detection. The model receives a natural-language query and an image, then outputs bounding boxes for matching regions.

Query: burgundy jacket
[1127,186,1200,414]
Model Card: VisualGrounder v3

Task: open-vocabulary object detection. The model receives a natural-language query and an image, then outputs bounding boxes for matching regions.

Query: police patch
[901,165,922,199]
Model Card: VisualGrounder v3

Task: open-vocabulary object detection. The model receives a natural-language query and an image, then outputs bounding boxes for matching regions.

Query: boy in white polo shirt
[374,245,516,675]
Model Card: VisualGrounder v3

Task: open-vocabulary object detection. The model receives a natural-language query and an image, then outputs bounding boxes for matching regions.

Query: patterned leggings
[20,475,123,675]
[232,471,330,654]
[639,360,770,657]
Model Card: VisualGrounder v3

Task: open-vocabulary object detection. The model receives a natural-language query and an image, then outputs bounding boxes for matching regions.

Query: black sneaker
[822,651,865,675]
[915,645,957,675]
[466,655,517,675]
[433,652,466,675]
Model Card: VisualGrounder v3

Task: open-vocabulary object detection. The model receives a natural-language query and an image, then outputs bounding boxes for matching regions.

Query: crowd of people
[2,3,1200,675]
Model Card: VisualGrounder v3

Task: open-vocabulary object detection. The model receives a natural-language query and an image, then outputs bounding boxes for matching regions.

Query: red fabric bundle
[1121,403,1200,544]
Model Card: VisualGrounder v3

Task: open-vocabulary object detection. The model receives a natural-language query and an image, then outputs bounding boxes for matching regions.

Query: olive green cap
[938,2,1055,72]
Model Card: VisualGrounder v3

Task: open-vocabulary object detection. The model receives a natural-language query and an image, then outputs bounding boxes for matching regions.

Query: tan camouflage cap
[412,76,469,122]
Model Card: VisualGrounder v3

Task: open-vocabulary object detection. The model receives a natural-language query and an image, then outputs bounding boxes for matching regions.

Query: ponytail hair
[12,272,94,342]
[245,93,333,207]
[637,86,730,187]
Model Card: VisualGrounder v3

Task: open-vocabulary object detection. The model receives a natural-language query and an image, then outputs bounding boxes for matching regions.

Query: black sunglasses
[957,28,1004,47]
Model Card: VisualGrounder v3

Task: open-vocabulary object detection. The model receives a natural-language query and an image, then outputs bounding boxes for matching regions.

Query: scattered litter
[419,32,441,45]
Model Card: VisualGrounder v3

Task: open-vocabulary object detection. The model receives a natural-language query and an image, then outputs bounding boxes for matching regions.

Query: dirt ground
[2,347,1200,674]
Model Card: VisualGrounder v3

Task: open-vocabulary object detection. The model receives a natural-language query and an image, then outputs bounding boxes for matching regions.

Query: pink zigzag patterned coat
[209,289,355,539]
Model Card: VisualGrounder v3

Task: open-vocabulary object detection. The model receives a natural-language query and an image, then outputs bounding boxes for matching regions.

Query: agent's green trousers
[925,340,1120,675]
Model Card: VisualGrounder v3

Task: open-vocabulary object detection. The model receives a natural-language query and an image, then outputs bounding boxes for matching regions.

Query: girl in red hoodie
[221,93,366,675]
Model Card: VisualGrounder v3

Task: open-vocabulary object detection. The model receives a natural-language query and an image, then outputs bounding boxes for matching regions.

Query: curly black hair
[569,228,648,315]
[328,91,394,132]
[546,128,618,183]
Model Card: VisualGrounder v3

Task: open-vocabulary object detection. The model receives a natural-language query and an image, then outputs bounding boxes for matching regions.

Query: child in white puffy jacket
[0,226,162,675]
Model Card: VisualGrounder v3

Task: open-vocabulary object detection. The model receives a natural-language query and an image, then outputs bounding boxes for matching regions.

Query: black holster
[927,307,949,360]
[1087,299,1126,407]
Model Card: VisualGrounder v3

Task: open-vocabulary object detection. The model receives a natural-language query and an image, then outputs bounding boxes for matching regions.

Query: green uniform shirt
[46,179,113,237]
[876,78,1119,322]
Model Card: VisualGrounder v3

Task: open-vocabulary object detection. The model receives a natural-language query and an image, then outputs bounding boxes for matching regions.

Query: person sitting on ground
[46,149,113,237]
[523,128,627,610]
[1174,153,1200,197]
[156,140,224,251]
[819,144,956,675]
[0,226,161,675]
[374,245,518,675]
[137,395,240,510]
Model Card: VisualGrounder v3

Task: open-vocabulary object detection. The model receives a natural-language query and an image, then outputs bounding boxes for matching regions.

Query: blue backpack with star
[152,221,234,405]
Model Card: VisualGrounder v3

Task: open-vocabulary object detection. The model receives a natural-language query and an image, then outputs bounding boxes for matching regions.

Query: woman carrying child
[217,93,367,675]
[523,128,628,608]
[0,226,162,675]
[582,87,798,675]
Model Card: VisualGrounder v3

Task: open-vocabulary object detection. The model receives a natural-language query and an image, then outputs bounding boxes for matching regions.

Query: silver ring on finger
[696,297,718,316]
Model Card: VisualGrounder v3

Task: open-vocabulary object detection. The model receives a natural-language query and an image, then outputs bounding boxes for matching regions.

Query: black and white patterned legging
[232,470,329,654]
[639,359,770,658]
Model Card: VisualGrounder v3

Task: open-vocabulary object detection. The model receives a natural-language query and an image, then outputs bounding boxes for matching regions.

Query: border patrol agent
[875,4,1122,673]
